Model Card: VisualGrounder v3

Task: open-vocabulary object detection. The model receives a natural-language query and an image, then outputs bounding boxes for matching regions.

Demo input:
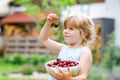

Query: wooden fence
[4,36,57,54]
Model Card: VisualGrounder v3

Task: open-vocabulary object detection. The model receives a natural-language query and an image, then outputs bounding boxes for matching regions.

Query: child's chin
[65,41,72,44]
[65,40,70,44]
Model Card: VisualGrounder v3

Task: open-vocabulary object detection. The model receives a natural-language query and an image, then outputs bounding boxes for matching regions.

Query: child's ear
[80,30,85,38]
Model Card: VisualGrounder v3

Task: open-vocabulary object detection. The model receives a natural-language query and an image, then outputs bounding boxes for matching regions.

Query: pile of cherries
[47,58,79,67]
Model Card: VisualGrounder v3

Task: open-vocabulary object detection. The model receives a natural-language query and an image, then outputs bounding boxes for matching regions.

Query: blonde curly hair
[64,14,96,48]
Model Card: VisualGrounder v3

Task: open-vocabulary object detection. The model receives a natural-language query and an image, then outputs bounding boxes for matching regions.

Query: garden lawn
[0,63,37,80]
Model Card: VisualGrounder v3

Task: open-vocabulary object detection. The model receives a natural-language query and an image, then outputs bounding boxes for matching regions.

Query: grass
[0,53,57,80]
[0,63,47,80]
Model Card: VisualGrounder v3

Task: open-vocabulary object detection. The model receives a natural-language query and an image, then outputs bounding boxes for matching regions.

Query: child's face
[63,27,82,45]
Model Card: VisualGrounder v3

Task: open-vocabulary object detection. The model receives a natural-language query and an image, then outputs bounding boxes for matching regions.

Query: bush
[101,32,120,69]
[39,53,57,64]
[3,53,57,65]
[36,64,46,73]
[88,65,109,80]
[20,64,34,75]
[10,54,27,64]
[29,54,40,65]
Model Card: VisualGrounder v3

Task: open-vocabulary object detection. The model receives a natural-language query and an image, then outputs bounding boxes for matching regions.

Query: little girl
[39,13,96,80]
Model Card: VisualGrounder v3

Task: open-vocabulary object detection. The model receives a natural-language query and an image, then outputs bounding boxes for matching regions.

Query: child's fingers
[56,67,64,74]
[67,67,71,76]
[53,16,58,20]
[48,13,58,21]
[51,71,62,78]
[47,16,53,21]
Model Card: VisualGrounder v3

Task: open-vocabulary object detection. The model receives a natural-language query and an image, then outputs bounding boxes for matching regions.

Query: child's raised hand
[47,13,59,23]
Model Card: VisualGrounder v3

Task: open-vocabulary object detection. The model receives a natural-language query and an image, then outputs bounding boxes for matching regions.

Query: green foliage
[2,53,57,65]
[20,64,34,75]
[3,54,27,64]
[58,0,76,7]
[88,65,120,80]
[39,53,57,63]
[11,54,27,64]
[12,0,32,5]
[0,57,3,63]
[101,32,120,69]
[12,0,77,16]
[113,66,120,80]
[29,54,40,65]
[82,0,90,4]
[3,55,10,63]
[12,0,40,16]
[36,20,46,29]
[36,64,46,73]
[42,0,76,9]
[88,65,109,80]
[0,63,26,80]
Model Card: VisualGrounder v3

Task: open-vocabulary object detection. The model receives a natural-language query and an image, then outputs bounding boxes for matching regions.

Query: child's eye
[64,27,66,29]
[69,28,74,30]
[64,26,67,29]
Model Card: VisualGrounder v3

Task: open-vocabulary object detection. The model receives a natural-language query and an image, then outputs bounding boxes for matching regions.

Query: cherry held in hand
[53,23,59,28]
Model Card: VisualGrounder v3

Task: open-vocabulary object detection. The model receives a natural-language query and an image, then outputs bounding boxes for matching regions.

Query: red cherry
[47,59,78,67]
[57,58,61,62]
[47,64,52,66]
[54,23,59,28]
[53,61,58,65]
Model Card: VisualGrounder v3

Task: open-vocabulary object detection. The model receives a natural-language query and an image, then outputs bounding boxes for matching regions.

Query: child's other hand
[47,13,59,23]
[51,67,72,80]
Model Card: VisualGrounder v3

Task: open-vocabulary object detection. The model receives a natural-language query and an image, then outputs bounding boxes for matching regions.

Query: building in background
[0,0,26,17]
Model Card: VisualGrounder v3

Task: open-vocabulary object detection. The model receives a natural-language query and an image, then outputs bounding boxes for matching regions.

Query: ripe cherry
[47,59,79,68]
[53,23,59,28]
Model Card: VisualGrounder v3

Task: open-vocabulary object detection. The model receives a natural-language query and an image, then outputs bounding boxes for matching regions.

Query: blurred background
[0,0,120,80]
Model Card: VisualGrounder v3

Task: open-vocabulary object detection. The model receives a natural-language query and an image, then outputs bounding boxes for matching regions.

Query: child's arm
[39,13,64,53]
[71,49,92,80]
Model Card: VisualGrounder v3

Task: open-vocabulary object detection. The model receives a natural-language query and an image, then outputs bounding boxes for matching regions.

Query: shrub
[29,54,41,65]
[20,64,34,75]
[97,32,120,80]
[39,53,57,64]
[36,63,46,73]
[88,65,109,80]
[11,53,27,64]
[101,32,120,69]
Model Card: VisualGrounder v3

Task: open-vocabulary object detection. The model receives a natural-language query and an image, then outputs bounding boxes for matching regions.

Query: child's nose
[64,29,69,34]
